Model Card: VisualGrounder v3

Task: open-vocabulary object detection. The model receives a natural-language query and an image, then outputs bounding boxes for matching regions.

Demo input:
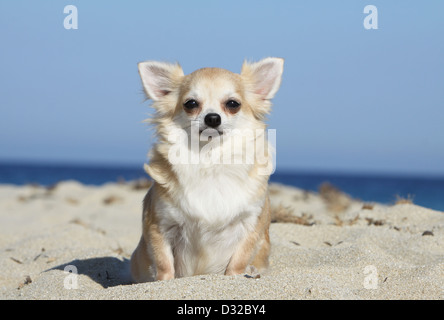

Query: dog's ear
[138,61,184,101]
[241,57,284,100]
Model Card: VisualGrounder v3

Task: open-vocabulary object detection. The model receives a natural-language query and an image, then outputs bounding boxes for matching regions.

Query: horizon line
[1,158,444,180]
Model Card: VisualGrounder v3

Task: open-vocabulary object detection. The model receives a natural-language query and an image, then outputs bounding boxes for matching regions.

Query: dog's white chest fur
[156,163,264,277]
[177,163,261,221]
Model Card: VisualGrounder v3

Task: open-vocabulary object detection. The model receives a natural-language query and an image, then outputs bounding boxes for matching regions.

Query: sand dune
[0,180,443,299]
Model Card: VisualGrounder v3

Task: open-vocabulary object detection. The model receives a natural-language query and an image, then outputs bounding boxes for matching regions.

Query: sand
[0,180,443,300]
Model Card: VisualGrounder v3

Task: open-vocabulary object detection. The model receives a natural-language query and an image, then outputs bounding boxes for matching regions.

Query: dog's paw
[244,265,261,279]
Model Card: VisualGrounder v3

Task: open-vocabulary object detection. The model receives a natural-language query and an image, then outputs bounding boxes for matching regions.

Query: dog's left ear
[241,57,284,100]
[138,61,184,101]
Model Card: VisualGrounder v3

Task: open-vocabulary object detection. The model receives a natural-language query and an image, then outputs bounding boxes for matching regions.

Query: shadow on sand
[49,256,133,288]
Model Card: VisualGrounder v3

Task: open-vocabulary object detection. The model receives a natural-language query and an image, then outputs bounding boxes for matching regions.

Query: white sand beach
[0,180,443,299]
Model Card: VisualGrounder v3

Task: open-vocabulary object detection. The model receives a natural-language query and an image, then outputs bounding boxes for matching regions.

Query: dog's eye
[226,100,240,109]
[184,99,199,109]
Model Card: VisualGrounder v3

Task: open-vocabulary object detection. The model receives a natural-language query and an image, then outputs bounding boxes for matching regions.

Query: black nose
[204,113,221,128]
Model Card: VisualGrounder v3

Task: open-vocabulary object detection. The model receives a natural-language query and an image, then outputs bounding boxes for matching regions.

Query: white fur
[155,161,265,277]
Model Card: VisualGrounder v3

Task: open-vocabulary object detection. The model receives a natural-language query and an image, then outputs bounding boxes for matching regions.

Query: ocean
[0,162,443,212]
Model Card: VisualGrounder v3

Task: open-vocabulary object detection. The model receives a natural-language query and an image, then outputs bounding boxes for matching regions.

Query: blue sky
[0,0,443,176]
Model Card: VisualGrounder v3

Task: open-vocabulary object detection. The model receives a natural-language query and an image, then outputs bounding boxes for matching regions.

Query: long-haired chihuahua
[130,57,284,282]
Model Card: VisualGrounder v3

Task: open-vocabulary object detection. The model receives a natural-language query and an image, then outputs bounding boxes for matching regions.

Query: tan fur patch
[225,196,271,275]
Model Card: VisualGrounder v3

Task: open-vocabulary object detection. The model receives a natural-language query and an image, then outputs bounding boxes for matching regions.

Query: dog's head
[138,58,284,140]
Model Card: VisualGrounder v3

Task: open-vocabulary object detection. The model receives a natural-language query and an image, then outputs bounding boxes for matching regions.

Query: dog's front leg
[130,224,175,282]
[145,222,175,281]
[225,197,271,276]
[225,231,260,276]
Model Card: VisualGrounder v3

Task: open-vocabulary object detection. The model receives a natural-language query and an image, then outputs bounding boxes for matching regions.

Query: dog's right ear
[138,61,184,101]
[241,57,284,100]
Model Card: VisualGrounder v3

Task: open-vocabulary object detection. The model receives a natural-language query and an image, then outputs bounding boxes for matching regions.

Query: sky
[0,0,443,176]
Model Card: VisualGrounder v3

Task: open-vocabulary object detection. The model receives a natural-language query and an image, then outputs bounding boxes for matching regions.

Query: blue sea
[0,162,443,212]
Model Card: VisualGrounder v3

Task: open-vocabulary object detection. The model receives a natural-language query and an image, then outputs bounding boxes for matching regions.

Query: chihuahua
[130,57,284,282]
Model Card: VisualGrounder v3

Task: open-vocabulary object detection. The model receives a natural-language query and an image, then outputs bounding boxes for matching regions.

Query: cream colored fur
[130,57,284,282]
